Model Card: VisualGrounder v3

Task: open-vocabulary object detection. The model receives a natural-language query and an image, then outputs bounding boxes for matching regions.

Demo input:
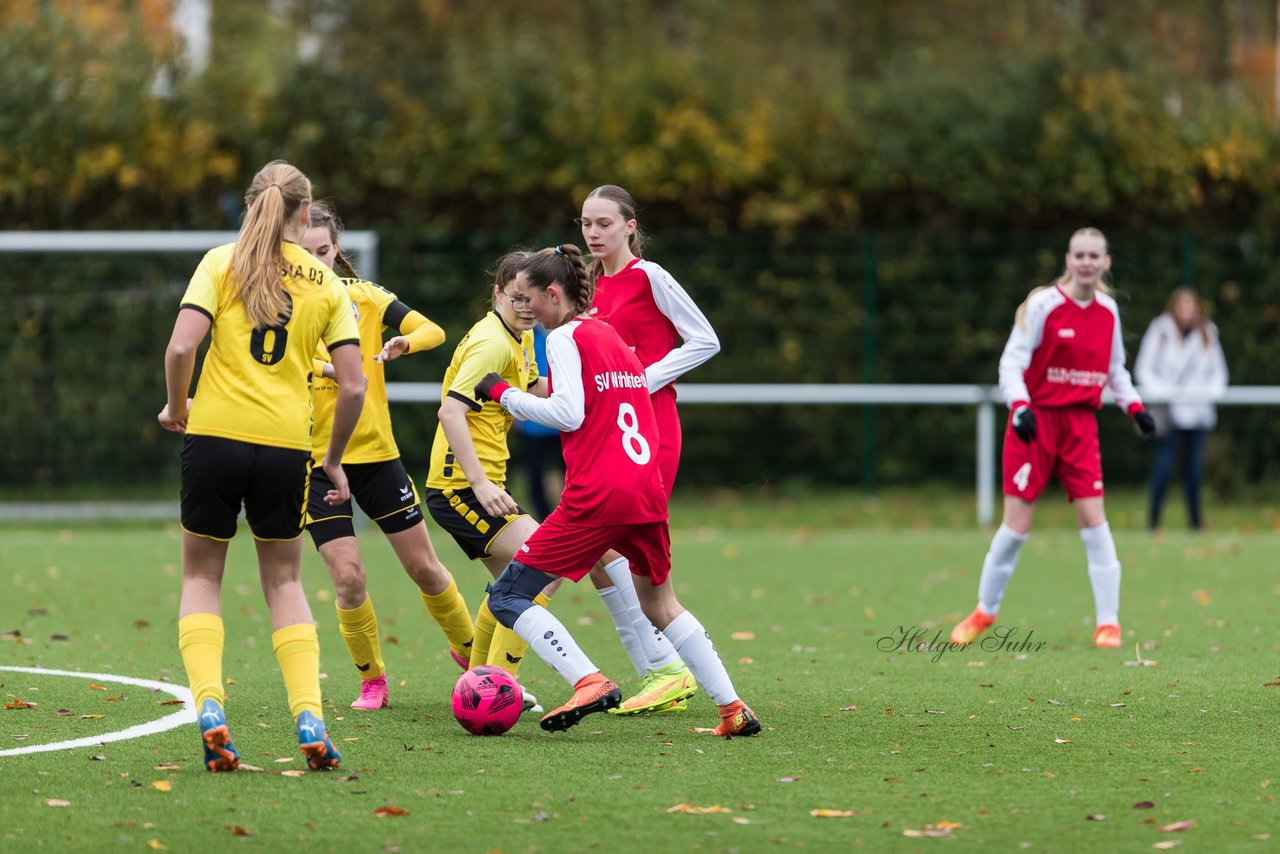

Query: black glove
[474,371,508,402]
[1011,406,1037,443]
[1133,409,1156,439]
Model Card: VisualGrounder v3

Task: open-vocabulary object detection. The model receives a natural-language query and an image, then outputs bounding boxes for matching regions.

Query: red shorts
[518,510,672,585]
[1002,407,1103,502]
[653,387,682,498]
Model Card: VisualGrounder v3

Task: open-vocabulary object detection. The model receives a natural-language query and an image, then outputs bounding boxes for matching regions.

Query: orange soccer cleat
[539,673,620,732]
[1093,624,1121,648]
[950,607,996,644]
[696,700,762,738]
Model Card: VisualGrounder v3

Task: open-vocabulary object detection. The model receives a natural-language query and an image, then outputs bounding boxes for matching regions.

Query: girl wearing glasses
[423,251,554,704]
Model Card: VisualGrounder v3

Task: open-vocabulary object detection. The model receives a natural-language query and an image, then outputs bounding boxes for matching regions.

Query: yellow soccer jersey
[426,312,537,490]
[311,279,400,464]
[182,242,359,452]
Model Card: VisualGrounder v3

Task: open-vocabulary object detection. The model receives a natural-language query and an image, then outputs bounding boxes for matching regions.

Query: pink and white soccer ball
[451,665,523,735]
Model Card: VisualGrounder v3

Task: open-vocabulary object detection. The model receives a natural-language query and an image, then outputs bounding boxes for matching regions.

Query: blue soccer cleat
[296,710,342,771]
[197,698,240,773]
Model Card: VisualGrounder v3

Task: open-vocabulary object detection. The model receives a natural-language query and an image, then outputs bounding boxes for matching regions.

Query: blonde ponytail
[230,161,311,328]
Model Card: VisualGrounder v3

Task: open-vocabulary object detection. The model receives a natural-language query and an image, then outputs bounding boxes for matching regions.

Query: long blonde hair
[230,160,312,328]
[1015,227,1113,328]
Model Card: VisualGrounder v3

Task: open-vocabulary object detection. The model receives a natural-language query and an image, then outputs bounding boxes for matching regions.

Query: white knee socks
[1079,522,1121,626]
[977,524,1028,615]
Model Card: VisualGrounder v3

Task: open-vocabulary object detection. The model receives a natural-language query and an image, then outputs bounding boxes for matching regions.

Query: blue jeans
[1148,429,1209,530]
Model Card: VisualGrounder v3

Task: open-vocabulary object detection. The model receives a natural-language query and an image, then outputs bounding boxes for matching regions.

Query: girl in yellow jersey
[299,201,474,712]
[424,251,552,707]
[158,161,365,773]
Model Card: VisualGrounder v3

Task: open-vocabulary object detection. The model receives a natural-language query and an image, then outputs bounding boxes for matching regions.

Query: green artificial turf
[1,498,1276,852]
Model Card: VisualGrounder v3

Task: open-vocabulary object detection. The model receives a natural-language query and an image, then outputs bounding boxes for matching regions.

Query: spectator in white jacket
[1134,288,1229,531]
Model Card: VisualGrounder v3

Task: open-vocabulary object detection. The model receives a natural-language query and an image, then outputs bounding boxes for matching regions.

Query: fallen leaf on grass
[1157,820,1195,833]
[158,700,184,707]
[88,683,106,691]
[225,826,251,837]
[1048,700,1069,706]
[374,806,410,817]
[810,809,854,818]
[280,770,306,777]
[273,757,295,763]
[732,817,764,825]
[1087,814,1106,821]
[1153,842,1182,850]
[237,764,263,772]
[50,634,69,642]
[147,840,166,850]
[46,799,71,808]
[1110,703,1127,707]
[56,708,73,716]
[839,706,858,712]
[1133,801,1156,810]
[666,803,732,814]
[224,677,235,685]
[730,631,755,641]
[777,777,801,783]
[1054,738,1073,744]
[10,734,29,741]
[2,630,21,640]
[4,698,36,709]
[88,755,106,762]
[904,821,964,838]
[152,780,172,792]
[134,620,150,630]
[154,763,178,771]
[80,714,104,720]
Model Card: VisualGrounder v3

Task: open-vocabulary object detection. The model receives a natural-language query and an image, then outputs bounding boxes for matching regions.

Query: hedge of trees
[3,2,1278,496]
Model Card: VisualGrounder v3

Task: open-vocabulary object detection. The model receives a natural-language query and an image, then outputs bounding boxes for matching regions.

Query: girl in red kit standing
[475,245,760,737]
[570,185,718,716]
[951,228,1156,649]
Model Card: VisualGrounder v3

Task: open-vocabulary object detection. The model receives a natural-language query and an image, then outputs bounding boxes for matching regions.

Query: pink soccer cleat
[351,674,389,710]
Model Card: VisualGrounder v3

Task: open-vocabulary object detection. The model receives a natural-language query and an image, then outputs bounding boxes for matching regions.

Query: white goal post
[0,230,380,281]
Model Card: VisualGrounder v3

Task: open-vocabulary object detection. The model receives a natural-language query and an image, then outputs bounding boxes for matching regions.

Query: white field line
[0,666,194,757]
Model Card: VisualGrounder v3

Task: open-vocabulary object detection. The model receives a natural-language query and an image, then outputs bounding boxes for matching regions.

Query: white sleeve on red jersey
[635,260,720,392]
[997,287,1057,409]
[497,322,584,431]
[1097,293,1142,412]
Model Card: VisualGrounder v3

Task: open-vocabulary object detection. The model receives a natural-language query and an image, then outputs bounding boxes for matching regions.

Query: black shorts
[181,435,311,541]
[424,486,526,560]
[306,458,424,548]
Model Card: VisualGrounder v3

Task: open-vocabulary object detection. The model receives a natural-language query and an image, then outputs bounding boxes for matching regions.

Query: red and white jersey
[591,259,720,393]
[499,316,667,525]
[999,285,1142,412]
